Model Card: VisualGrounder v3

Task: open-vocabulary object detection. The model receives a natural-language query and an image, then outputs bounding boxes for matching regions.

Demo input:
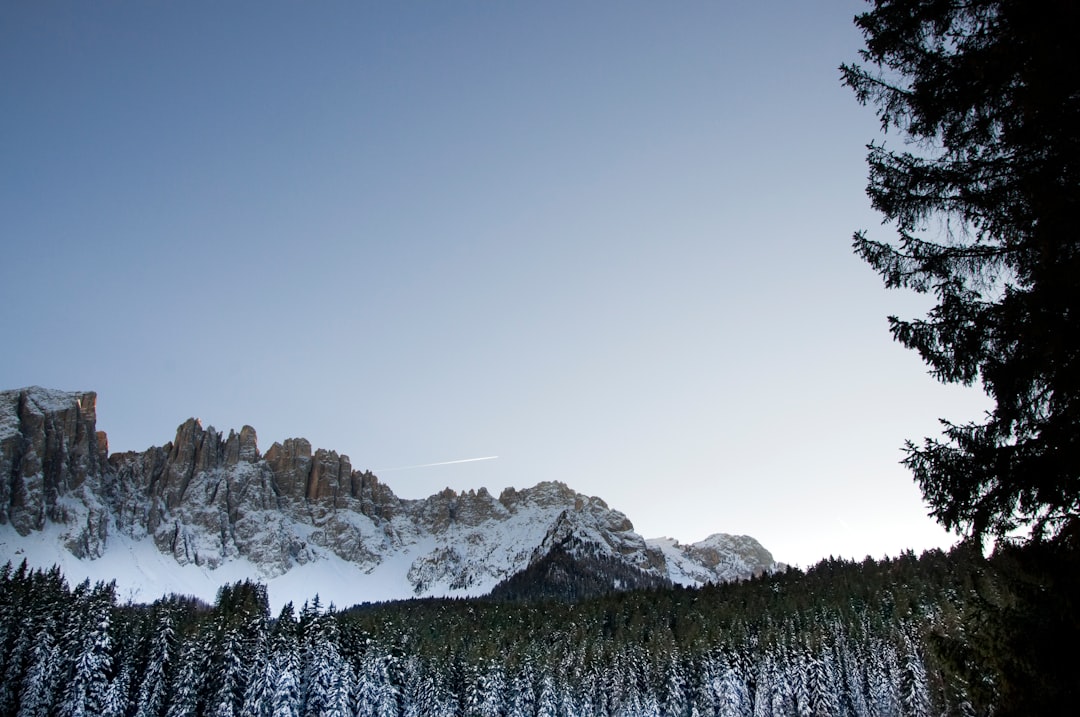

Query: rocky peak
[0,386,784,605]
[0,387,108,534]
[500,480,582,511]
[348,470,399,521]
[264,437,313,501]
[225,425,259,465]
[689,533,780,572]
[646,533,783,585]
[415,485,508,533]
[307,448,352,503]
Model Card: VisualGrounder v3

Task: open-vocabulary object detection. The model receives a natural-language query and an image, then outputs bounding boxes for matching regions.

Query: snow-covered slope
[0,387,781,611]
[647,533,784,586]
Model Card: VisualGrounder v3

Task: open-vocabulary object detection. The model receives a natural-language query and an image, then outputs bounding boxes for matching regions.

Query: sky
[1,1,991,569]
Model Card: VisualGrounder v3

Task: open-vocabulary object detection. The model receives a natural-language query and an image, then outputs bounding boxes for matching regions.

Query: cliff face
[0,387,781,602]
[0,388,109,538]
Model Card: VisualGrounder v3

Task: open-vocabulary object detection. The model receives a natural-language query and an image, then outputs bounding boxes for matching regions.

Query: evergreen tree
[716,661,752,717]
[844,4,1080,709]
[241,623,274,717]
[841,0,1080,547]
[865,637,901,717]
[755,649,795,717]
[11,567,68,717]
[135,607,177,717]
[1,562,36,715]
[898,633,932,717]
[806,641,842,717]
[165,625,212,717]
[16,618,60,717]
[461,660,503,717]
[58,582,116,717]
[300,611,350,717]
[354,651,396,717]
[209,622,247,717]
[102,658,134,717]
[793,645,815,717]
[506,654,537,717]
[399,656,450,717]
[267,605,302,717]
[661,657,690,717]
[534,670,561,717]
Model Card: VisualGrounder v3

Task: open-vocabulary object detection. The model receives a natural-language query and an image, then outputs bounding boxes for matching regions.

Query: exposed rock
[307,448,351,504]
[0,387,108,536]
[0,386,784,602]
[264,438,312,502]
[224,425,259,466]
[647,533,783,585]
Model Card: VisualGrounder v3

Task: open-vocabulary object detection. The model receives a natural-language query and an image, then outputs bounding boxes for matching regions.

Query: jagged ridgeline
[0,387,781,608]
[0,549,982,716]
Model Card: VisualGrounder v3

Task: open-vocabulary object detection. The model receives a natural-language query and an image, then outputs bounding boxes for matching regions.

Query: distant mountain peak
[0,386,782,610]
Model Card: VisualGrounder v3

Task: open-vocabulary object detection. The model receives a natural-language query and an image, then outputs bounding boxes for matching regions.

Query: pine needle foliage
[841,0,1080,546]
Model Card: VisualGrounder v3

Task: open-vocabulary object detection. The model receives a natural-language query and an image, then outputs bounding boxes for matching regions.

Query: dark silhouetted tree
[843,2,1080,713]
[841,0,1080,547]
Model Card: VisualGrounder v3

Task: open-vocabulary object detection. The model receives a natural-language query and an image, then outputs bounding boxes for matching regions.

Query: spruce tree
[16,620,60,717]
[266,605,302,717]
[135,607,177,717]
[843,2,1080,711]
[1,562,35,715]
[58,582,116,717]
[165,626,212,717]
[300,611,349,717]
[842,0,1080,547]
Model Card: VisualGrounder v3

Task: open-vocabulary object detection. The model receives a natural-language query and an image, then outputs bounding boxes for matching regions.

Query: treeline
[0,547,990,716]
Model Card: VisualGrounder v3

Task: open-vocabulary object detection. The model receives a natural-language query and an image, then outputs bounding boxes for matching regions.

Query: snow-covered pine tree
[865,636,901,717]
[1,562,37,715]
[102,657,133,717]
[661,656,691,717]
[57,581,116,717]
[265,603,301,717]
[535,670,561,717]
[134,607,178,717]
[717,658,753,717]
[751,649,790,717]
[506,654,537,717]
[242,639,274,717]
[832,621,869,717]
[240,594,273,717]
[460,659,504,717]
[208,621,247,717]
[164,625,212,717]
[300,612,350,717]
[357,650,403,717]
[898,632,932,717]
[16,616,61,717]
[399,655,453,717]
[806,639,842,717]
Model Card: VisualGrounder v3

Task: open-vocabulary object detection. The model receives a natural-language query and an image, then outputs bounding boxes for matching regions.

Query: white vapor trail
[374,456,499,472]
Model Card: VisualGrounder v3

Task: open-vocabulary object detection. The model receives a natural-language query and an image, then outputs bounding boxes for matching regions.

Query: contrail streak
[374,456,498,472]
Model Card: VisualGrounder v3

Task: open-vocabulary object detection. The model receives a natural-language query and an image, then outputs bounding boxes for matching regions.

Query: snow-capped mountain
[0,387,782,611]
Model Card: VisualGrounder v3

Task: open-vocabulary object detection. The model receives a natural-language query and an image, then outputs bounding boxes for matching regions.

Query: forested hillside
[0,546,994,716]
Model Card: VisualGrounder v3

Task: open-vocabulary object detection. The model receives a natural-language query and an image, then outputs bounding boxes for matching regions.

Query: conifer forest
[0,546,1021,717]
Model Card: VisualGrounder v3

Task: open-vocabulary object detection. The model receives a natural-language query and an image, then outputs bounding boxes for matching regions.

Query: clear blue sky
[1,1,989,568]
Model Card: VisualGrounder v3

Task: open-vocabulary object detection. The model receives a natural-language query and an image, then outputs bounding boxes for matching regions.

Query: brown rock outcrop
[264,438,313,502]
[0,387,108,536]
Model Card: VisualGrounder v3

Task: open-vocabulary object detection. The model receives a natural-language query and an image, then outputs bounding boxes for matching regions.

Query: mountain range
[0,386,781,610]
